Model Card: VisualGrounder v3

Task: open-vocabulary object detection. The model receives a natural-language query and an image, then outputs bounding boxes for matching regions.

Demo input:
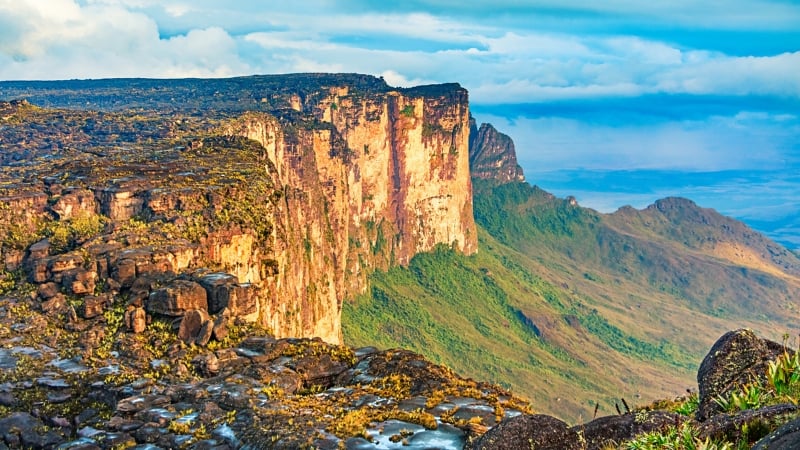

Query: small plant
[623,422,732,450]
[400,104,414,117]
[715,383,768,413]
[675,392,699,416]
[767,347,800,398]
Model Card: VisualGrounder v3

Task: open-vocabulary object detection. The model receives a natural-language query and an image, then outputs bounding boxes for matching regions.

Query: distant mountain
[344,126,800,423]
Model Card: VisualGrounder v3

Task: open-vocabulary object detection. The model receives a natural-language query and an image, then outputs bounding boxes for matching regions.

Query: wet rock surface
[0,292,532,449]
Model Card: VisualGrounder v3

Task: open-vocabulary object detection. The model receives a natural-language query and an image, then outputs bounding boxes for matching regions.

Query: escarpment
[0,75,477,344]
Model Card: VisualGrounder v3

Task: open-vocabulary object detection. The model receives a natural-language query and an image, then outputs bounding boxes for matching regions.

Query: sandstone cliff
[0,75,477,344]
[468,119,525,184]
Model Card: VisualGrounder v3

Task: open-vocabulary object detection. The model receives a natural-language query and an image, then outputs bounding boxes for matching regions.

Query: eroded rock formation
[468,120,525,184]
[0,75,477,344]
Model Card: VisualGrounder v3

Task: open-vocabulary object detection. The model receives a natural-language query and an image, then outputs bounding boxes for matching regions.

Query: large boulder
[753,416,800,450]
[470,414,581,450]
[198,272,256,316]
[697,404,799,444]
[146,280,208,317]
[178,309,211,344]
[697,329,784,421]
[573,411,684,450]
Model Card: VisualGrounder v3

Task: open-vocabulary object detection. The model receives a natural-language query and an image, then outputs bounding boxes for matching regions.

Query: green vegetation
[716,345,800,414]
[621,422,732,450]
[345,179,800,422]
[400,104,415,117]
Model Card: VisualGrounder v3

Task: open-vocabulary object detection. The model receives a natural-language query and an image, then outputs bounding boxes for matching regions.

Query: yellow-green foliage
[44,214,108,253]
[716,346,800,414]
[279,340,357,365]
[622,422,732,450]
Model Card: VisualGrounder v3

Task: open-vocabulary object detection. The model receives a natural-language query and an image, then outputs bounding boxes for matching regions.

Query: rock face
[468,120,525,184]
[225,84,478,342]
[0,75,479,344]
[696,329,784,421]
[470,414,581,450]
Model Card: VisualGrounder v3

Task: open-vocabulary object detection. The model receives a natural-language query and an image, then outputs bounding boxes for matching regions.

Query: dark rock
[147,280,208,317]
[178,309,211,344]
[0,392,16,407]
[753,416,800,449]
[79,295,110,319]
[697,329,784,421]
[288,352,351,388]
[212,309,230,341]
[468,121,525,184]
[573,411,683,450]
[470,414,581,450]
[0,411,65,449]
[133,425,167,444]
[198,273,256,316]
[198,273,238,314]
[193,352,220,377]
[196,319,214,347]
[41,293,67,314]
[111,258,136,288]
[697,403,799,444]
[61,267,97,295]
[27,239,51,261]
[56,437,101,449]
[37,282,60,300]
[124,306,147,333]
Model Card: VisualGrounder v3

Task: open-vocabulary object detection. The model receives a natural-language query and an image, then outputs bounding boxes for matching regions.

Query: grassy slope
[343,181,800,423]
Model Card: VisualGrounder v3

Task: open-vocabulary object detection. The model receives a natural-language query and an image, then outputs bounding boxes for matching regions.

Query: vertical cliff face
[469,120,526,184]
[223,83,477,343]
[0,76,477,345]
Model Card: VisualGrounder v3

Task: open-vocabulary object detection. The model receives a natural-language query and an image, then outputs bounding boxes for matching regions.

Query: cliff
[0,75,477,344]
[468,119,525,184]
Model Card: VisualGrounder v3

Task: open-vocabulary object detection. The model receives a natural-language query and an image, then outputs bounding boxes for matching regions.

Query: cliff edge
[0,74,477,344]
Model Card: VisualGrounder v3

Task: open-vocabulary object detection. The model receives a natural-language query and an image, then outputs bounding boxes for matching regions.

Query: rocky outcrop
[696,329,784,421]
[221,84,477,343]
[0,75,479,344]
[468,120,525,184]
[470,414,581,450]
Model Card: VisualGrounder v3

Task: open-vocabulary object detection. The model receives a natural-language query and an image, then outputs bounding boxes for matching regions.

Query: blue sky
[1,0,799,245]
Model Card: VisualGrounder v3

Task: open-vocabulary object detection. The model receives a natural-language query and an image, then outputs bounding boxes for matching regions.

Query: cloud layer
[1,0,798,105]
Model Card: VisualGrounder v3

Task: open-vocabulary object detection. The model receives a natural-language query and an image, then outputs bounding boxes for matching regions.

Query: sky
[1,0,799,245]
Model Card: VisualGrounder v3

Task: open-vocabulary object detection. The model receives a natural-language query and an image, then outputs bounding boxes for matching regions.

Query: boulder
[288,352,351,388]
[61,267,97,295]
[27,239,50,261]
[753,416,800,450]
[37,281,60,300]
[78,294,110,319]
[697,329,784,421]
[198,272,256,315]
[111,258,137,288]
[50,188,97,220]
[147,280,208,317]
[195,318,214,347]
[123,305,147,333]
[178,309,211,344]
[697,404,799,444]
[0,411,65,449]
[192,352,220,377]
[470,414,581,450]
[573,411,683,450]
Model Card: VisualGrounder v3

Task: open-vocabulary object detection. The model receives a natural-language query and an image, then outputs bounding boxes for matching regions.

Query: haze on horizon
[1,0,798,246]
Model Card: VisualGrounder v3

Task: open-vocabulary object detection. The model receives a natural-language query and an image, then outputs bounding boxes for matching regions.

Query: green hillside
[343,180,800,423]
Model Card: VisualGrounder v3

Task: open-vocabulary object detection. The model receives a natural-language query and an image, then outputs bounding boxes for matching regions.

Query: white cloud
[0,0,797,105]
[0,0,249,79]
